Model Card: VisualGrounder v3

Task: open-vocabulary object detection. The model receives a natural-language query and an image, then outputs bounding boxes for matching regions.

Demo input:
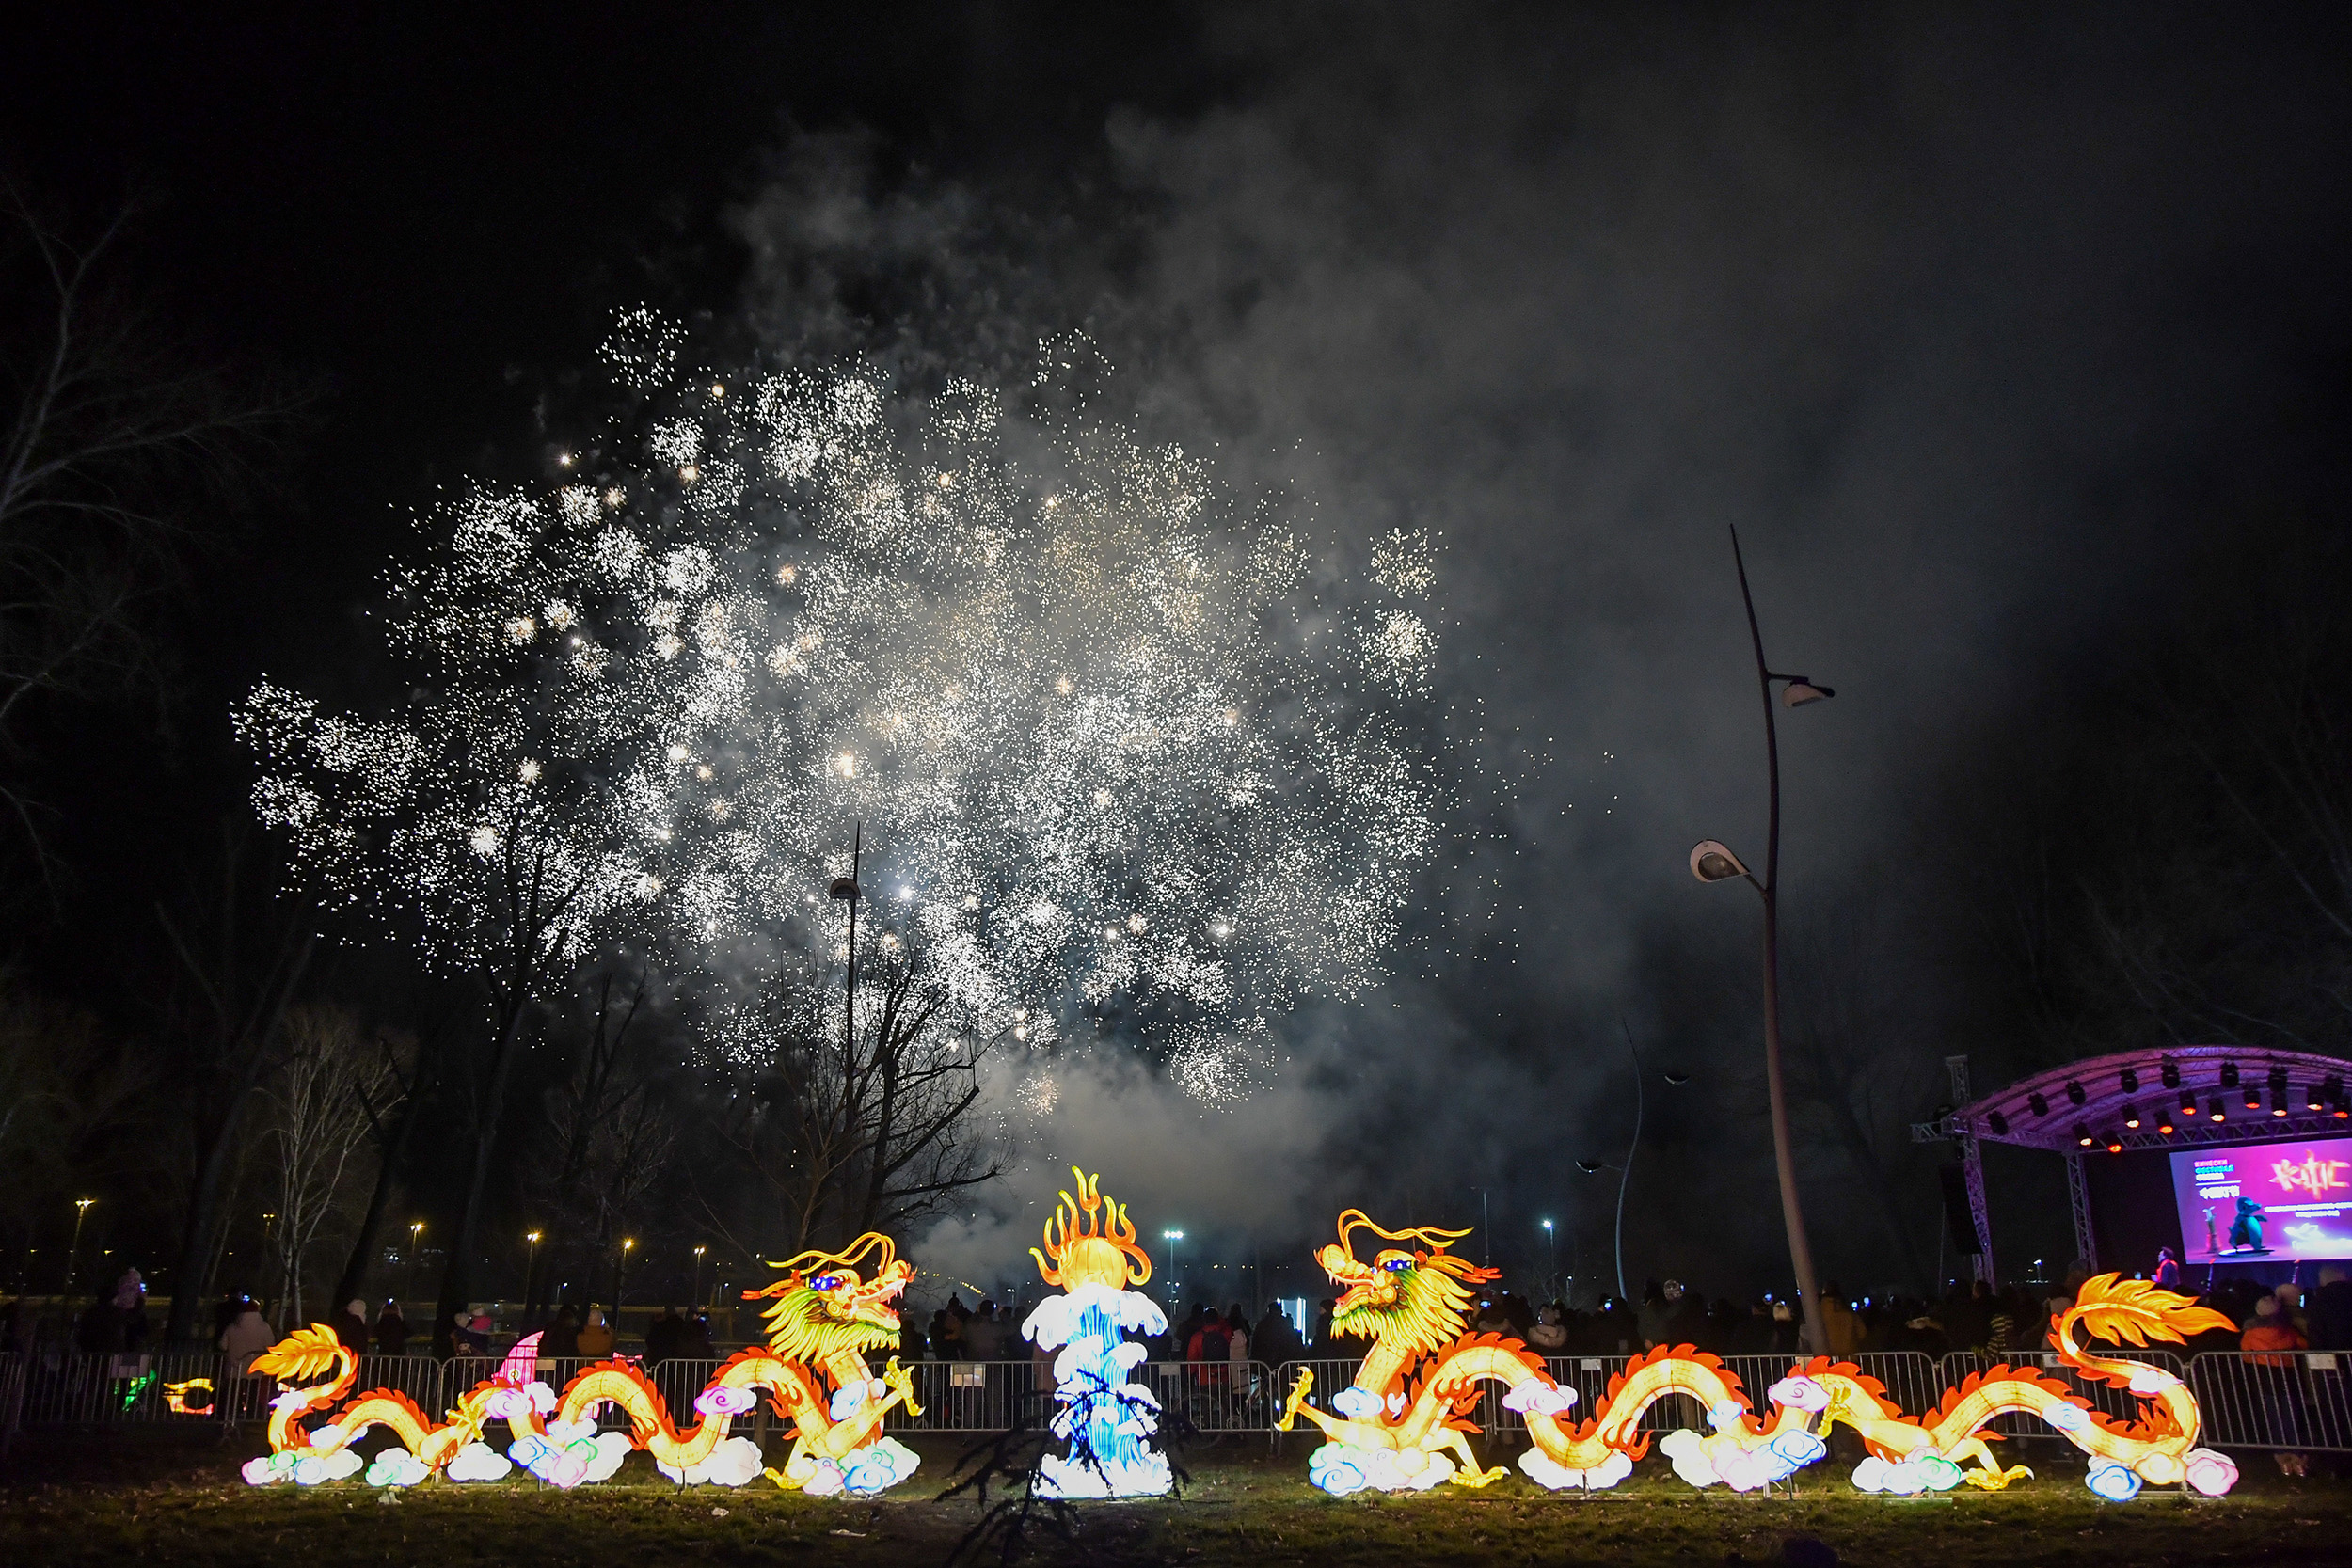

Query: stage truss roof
[1911,1045,2352,1154]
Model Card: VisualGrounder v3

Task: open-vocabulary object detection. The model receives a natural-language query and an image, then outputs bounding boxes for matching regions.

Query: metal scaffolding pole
[2064,1151,2098,1274]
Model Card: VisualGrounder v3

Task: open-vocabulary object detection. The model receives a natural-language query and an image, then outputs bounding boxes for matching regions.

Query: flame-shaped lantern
[1030,1167,1152,1292]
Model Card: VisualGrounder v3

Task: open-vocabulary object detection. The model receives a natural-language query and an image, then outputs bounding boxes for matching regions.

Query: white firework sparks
[236,315,1441,1098]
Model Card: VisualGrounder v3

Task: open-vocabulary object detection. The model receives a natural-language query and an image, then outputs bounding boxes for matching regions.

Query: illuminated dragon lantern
[1022,1167,1172,1497]
[239,1231,922,1496]
[1283,1206,2242,1500]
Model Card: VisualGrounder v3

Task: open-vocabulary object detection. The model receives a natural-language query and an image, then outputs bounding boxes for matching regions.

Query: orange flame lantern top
[1030,1166,1152,1292]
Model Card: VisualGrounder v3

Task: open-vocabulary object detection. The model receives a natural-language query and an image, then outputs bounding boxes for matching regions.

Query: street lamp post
[1575,1026,1685,1303]
[692,1244,707,1310]
[1689,524,1835,1358]
[406,1221,425,1307]
[1162,1230,1184,1298]
[831,824,864,1056]
[525,1230,541,1307]
[1541,1218,1555,1289]
[65,1198,94,1294]
[618,1238,636,1314]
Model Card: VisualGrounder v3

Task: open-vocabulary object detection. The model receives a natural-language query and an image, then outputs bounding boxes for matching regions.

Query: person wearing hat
[333,1298,371,1357]
[374,1299,408,1355]
[2243,1294,2310,1475]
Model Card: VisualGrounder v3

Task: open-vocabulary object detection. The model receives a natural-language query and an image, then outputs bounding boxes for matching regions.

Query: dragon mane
[1325,1209,1498,1369]
[747,1232,906,1369]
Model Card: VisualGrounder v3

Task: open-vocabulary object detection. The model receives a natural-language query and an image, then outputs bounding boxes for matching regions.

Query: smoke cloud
[720,5,2351,1300]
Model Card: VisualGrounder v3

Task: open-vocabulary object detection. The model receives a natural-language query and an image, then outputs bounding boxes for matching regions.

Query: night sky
[8,5,2350,1304]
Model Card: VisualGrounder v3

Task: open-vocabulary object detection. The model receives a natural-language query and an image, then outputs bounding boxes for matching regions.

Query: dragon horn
[1335,1208,1474,1253]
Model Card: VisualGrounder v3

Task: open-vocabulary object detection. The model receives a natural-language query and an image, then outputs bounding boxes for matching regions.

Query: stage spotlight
[2074,1123,2093,1147]
[2272,1088,2290,1117]
[2179,1087,2199,1117]
[2122,1101,2141,1129]
[2221,1061,2240,1088]
[2245,1083,2264,1112]
[2210,1097,2227,1121]
[2328,1076,2345,1106]
[2336,1100,2350,1121]
[2029,1091,2050,1117]
[2270,1065,2290,1095]
[2311,1085,2328,1112]
[2066,1080,2087,1107]
[2156,1111,2176,1135]
[2160,1059,2181,1090]
[1986,1110,2010,1136]
[2121,1067,2139,1093]
[2105,1133,2123,1154]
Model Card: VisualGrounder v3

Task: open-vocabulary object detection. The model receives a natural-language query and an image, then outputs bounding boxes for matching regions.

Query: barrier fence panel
[1471,1352,1943,1440]
[9,1348,236,1428]
[1939,1350,2186,1441]
[894,1360,1281,1434]
[2188,1351,2352,1453]
[442,1356,728,1434]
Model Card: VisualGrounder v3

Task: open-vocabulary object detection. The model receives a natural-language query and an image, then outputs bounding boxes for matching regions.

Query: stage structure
[238,1233,923,1494]
[1022,1167,1174,1497]
[1278,1205,2241,1498]
[1912,1047,2352,1279]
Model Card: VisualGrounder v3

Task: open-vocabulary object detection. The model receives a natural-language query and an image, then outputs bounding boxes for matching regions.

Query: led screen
[2171,1136,2352,1262]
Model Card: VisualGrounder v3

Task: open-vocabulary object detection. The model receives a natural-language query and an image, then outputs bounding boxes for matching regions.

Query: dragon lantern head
[1031,1166,1152,1292]
[744,1232,913,1364]
[1317,1209,1496,1361]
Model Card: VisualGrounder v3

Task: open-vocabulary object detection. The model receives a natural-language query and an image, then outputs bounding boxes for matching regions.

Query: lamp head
[829,875,860,901]
[1781,678,1835,707]
[1689,840,1752,883]
[1575,1160,1603,1175]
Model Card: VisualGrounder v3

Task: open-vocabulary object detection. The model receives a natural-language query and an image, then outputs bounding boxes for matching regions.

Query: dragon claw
[1448,1465,1510,1488]
[1279,1368,1314,1432]
[1960,1464,2034,1491]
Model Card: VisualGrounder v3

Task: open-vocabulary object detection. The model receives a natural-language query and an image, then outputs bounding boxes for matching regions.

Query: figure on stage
[2225,1196,2269,1256]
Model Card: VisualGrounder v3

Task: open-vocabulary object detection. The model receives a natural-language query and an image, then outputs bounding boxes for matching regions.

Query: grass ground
[3,1430,2348,1567]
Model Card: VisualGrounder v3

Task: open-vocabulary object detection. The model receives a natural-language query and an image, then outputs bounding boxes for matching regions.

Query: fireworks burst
[238,317,1440,1100]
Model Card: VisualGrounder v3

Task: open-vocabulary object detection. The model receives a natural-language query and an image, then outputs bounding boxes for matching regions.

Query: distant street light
[692,1244,708,1310]
[1162,1229,1184,1292]
[66,1198,95,1295]
[1541,1217,1556,1285]
[526,1230,542,1305]
[406,1221,425,1306]
[619,1237,636,1311]
[1688,524,1835,1358]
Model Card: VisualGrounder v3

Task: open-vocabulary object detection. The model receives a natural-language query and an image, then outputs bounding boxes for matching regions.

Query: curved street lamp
[1575,1026,1687,1305]
[1689,524,1835,1357]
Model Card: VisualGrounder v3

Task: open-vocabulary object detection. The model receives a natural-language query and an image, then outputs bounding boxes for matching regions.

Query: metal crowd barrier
[13,1345,2346,1458]
[1939,1350,2186,1441]
[2188,1351,2352,1453]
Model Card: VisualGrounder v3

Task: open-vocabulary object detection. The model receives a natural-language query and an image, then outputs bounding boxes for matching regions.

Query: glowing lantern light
[1022,1167,1172,1497]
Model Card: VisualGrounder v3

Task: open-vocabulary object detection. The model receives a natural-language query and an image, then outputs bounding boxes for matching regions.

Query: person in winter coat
[575,1307,615,1358]
[333,1299,371,1358]
[374,1301,408,1355]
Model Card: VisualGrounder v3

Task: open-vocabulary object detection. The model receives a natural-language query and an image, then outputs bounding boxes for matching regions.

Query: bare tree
[0,193,296,878]
[529,970,678,1313]
[155,827,314,1343]
[261,1006,405,1324]
[704,953,1002,1259]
